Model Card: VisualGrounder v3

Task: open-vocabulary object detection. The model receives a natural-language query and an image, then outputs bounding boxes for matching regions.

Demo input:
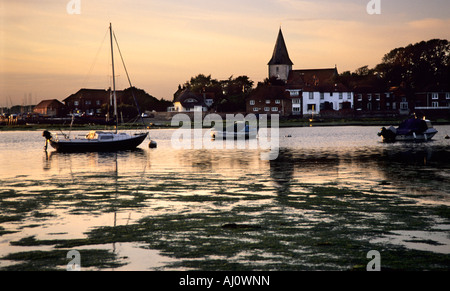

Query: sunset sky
[1,0,449,106]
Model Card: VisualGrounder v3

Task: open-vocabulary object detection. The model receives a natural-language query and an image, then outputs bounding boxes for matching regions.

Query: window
[339,93,343,99]
[309,92,314,99]
[264,107,270,112]
[320,93,324,100]
[432,101,439,108]
[74,101,79,106]
[307,104,316,111]
[253,107,259,112]
[96,100,101,105]
[446,93,450,99]
[85,100,91,105]
[272,107,278,112]
[357,94,362,101]
[290,91,299,97]
[368,94,372,101]
[266,100,270,104]
[292,99,300,104]
[432,93,438,99]
[275,99,280,104]
[293,107,300,112]
[375,94,380,101]
[249,100,255,105]
[347,92,351,99]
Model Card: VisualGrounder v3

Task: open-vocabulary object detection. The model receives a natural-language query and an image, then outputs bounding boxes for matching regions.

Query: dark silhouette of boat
[43,23,148,152]
[378,117,438,142]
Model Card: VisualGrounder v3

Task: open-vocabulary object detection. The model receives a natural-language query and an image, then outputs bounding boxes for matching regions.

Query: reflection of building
[269,149,294,195]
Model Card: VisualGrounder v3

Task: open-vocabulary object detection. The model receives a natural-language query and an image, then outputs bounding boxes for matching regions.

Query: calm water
[0,125,449,270]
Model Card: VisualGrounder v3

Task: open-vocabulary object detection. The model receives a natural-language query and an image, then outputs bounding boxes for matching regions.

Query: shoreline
[1,117,449,131]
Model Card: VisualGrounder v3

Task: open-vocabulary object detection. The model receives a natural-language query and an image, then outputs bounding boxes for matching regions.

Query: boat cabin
[85,131,130,141]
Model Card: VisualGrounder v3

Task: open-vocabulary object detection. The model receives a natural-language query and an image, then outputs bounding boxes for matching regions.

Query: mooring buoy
[149,140,157,148]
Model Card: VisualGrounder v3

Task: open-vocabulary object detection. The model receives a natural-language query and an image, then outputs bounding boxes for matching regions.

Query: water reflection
[43,149,150,175]
[1,127,449,270]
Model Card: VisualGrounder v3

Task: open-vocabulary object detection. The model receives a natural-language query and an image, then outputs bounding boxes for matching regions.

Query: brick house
[63,88,123,116]
[33,99,66,117]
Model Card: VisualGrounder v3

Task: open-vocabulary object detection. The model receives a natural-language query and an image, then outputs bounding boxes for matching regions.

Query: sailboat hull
[49,133,148,152]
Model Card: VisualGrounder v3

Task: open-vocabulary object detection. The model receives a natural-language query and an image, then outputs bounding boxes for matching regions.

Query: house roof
[174,89,207,109]
[249,85,290,100]
[34,99,64,109]
[286,67,348,92]
[63,88,123,103]
[268,28,293,66]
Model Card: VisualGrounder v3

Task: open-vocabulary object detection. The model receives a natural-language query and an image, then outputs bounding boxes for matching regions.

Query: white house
[267,28,353,116]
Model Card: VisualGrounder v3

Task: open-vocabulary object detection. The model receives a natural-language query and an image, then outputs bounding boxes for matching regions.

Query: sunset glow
[1,0,449,106]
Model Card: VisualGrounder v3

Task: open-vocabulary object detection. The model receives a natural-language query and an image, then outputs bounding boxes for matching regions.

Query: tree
[120,86,172,114]
[374,39,450,90]
[183,74,254,112]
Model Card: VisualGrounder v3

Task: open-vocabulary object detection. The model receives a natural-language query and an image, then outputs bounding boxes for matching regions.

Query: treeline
[178,74,254,112]
[108,38,450,115]
[338,39,450,91]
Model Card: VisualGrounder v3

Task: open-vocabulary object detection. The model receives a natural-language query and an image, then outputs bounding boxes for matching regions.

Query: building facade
[251,28,353,117]
[246,85,291,116]
[63,88,123,116]
[33,99,66,117]
[168,88,213,112]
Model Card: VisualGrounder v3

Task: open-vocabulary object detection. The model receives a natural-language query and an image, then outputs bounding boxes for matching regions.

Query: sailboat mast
[110,23,118,133]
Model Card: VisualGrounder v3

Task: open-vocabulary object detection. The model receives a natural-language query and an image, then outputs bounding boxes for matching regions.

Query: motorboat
[378,117,438,142]
[211,121,258,140]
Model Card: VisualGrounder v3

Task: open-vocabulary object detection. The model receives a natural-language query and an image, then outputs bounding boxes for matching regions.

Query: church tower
[268,28,293,82]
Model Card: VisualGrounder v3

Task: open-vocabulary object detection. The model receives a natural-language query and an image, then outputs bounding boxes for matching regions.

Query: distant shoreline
[1,117,449,131]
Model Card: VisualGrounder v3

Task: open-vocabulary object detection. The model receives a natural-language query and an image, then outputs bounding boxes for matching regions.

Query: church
[247,28,353,117]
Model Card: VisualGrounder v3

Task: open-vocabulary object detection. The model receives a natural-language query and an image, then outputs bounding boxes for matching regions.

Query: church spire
[268,28,293,82]
[268,28,293,66]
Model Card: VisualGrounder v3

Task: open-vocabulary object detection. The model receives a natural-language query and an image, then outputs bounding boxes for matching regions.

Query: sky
[1,0,449,106]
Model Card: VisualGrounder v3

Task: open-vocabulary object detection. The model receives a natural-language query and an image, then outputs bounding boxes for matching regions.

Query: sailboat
[43,23,148,152]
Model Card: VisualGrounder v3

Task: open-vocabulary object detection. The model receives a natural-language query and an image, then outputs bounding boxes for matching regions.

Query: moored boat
[43,130,148,152]
[211,121,258,140]
[43,23,149,152]
[378,117,438,142]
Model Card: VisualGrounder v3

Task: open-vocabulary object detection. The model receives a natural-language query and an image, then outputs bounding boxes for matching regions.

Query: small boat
[43,23,148,152]
[378,117,438,142]
[211,121,258,140]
